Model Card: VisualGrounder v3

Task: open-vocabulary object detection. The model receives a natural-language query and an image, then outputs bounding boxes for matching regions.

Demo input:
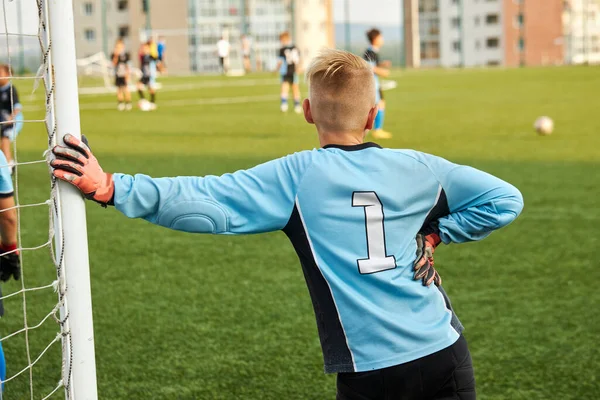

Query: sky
[0,0,38,35]
[332,0,402,25]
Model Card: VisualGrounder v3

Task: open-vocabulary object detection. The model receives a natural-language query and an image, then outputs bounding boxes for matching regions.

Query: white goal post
[0,0,98,396]
[46,0,98,398]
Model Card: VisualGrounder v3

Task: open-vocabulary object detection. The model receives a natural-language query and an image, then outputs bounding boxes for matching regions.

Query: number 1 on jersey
[352,192,397,274]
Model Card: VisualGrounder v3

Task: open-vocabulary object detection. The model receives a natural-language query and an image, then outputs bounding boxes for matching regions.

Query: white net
[0,0,90,398]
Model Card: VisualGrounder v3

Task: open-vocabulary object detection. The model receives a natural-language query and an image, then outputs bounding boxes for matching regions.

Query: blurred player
[157,36,167,73]
[216,36,230,75]
[275,31,301,113]
[364,28,393,139]
[0,143,22,391]
[241,34,252,73]
[137,42,157,111]
[51,49,524,400]
[111,38,132,111]
[0,64,23,171]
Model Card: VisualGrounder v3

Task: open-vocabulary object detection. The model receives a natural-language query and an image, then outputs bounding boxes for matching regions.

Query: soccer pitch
[3,66,599,399]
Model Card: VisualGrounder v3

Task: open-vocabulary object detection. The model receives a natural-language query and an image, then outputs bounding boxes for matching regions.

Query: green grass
[3,65,600,399]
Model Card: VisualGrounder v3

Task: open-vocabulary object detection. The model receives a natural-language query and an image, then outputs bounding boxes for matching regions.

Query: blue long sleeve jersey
[113,143,523,373]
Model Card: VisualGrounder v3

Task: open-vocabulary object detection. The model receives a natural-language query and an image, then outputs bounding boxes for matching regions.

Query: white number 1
[352,192,397,274]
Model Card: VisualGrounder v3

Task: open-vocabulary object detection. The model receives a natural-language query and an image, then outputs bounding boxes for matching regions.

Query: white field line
[77,78,280,95]
[25,94,278,112]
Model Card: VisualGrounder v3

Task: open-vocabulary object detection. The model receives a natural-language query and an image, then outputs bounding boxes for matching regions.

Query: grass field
[2,66,599,399]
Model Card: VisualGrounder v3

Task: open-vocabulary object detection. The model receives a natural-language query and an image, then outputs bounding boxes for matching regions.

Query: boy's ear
[365,106,378,131]
[303,99,314,124]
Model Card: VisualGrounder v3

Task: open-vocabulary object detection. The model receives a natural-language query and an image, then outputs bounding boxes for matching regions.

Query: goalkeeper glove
[50,134,114,206]
[413,233,442,287]
[0,243,21,282]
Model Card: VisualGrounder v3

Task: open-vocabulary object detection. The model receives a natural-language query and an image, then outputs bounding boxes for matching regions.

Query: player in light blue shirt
[51,49,523,399]
[0,147,22,391]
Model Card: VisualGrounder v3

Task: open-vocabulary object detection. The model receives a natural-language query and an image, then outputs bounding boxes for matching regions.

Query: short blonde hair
[305,48,376,134]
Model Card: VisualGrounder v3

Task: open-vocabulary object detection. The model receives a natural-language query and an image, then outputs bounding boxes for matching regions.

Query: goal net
[0,0,97,398]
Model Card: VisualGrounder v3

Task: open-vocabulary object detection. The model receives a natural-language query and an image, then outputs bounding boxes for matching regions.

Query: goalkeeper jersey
[112,143,523,373]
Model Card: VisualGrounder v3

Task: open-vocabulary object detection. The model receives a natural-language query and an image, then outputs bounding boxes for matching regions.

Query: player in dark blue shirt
[275,32,302,113]
[51,49,523,399]
[0,65,23,171]
[364,28,392,139]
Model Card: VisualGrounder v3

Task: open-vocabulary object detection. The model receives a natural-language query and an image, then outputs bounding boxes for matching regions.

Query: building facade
[405,0,564,68]
[564,0,600,64]
[73,0,333,74]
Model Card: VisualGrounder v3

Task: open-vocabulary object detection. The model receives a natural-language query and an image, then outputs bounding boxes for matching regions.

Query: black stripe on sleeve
[420,187,449,235]
[283,204,355,373]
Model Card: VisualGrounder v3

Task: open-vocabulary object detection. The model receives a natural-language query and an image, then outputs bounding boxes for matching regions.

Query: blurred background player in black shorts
[111,38,132,111]
[275,31,301,113]
[136,41,157,111]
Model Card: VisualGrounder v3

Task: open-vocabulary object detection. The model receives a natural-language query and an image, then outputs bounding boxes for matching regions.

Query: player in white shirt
[216,37,231,75]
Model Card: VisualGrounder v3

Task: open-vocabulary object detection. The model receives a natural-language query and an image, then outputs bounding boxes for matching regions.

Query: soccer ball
[534,116,554,136]
[138,99,152,112]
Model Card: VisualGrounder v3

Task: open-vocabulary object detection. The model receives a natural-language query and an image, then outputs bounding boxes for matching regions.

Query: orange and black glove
[413,233,442,287]
[50,134,114,206]
[0,243,20,282]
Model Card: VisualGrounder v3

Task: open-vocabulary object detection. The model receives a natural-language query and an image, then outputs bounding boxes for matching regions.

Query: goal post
[46,0,98,398]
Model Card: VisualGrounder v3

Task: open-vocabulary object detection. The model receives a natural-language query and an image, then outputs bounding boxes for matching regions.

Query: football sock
[294,99,300,107]
[138,90,145,100]
[150,93,156,103]
[374,109,385,130]
[281,97,288,106]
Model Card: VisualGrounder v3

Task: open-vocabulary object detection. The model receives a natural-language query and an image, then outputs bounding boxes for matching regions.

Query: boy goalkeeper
[50,49,523,399]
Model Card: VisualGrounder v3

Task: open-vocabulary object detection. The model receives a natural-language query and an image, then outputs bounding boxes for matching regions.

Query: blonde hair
[305,48,376,134]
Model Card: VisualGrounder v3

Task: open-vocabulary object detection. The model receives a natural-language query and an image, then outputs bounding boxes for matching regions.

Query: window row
[451,13,500,29]
[83,26,130,42]
[81,0,129,15]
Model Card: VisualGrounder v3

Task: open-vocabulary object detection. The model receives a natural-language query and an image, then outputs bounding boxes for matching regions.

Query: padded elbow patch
[156,200,228,233]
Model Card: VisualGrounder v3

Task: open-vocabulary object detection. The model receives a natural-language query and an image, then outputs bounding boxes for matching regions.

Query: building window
[515,13,524,28]
[518,37,525,51]
[418,0,438,13]
[117,0,128,11]
[452,41,461,52]
[84,29,96,42]
[452,0,459,3]
[420,40,440,60]
[451,17,461,29]
[486,37,499,48]
[486,14,499,24]
[118,25,129,38]
[487,60,501,66]
[83,2,93,15]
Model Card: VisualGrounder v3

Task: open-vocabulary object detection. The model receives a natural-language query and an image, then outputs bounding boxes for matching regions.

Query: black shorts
[379,88,384,101]
[140,76,150,85]
[0,123,13,137]
[281,74,297,84]
[115,77,127,87]
[337,335,476,400]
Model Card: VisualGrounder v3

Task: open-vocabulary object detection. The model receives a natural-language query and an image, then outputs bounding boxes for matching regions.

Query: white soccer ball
[138,99,152,112]
[534,116,554,136]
